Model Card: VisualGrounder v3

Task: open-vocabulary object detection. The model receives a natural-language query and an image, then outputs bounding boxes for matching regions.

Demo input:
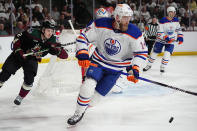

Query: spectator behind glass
[4,0,15,12]
[0,23,8,36]
[187,21,197,31]
[42,7,48,20]
[57,14,69,28]
[181,12,190,27]
[51,6,60,21]
[15,0,27,10]
[167,0,178,9]
[0,2,5,12]
[146,0,156,12]
[33,6,44,23]
[150,6,163,19]
[31,0,43,12]
[14,21,24,35]
[59,24,65,32]
[73,0,92,27]
[141,6,150,22]
[32,17,40,27]
[61,5,71,20]
[180,23,187,31]
[189,0,197,12]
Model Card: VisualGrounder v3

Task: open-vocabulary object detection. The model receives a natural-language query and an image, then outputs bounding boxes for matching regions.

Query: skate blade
[112,91,123,94]
[67,123,77,128]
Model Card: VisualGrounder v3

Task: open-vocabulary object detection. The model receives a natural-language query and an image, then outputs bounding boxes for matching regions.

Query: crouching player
[67,4,148,125]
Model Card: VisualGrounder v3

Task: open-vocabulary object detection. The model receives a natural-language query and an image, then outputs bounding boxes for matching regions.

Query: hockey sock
[161,51,170,70]
[76,78,97,114]
[18,83,32,98]
[147,52,158,65]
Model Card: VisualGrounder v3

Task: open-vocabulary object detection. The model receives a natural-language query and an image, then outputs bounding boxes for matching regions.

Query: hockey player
[0,20,68,105]
[143,6,183,73]
[67,4,148,125]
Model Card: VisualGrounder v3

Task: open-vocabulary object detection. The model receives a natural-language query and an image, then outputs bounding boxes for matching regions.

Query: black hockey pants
[0,53,38,85]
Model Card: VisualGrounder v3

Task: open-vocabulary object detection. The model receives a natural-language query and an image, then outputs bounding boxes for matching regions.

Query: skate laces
[145,65,151,69]
[70,111,82,121]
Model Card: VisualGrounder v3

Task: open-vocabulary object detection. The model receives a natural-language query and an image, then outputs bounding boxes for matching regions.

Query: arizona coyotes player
[0,20,68,105]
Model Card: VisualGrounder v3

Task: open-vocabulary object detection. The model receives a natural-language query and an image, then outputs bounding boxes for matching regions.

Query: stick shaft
[68,20,77,37]
[61,41,76,46]
[90,63,197,96]
[23,49,49,57]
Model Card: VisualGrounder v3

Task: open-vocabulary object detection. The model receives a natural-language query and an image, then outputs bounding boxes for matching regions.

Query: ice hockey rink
[0,55,197,131]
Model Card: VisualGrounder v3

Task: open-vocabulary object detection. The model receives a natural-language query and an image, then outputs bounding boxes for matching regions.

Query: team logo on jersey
[167,26,174,35]
[104,38,121,56]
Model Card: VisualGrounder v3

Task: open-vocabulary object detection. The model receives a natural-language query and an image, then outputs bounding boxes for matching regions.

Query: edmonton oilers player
[143,6,183,73]
[67,4,147,125]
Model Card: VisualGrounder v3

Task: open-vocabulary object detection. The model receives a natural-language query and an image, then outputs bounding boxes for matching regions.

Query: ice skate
[143,65,152,71]
[0,81,3,88]
[14,95,23,105]
[111,85,123,94]
[67,111,85,126]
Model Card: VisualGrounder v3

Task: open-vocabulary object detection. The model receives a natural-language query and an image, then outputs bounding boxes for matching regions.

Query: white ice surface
[0,56,197,131]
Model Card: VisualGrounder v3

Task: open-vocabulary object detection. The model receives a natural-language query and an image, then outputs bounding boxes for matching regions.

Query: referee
[144,15,158,55]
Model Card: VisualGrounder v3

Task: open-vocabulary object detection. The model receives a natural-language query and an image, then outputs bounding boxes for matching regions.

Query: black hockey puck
[169,117,174,123]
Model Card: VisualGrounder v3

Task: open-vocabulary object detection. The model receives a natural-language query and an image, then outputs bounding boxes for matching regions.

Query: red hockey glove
[57,48,68,59]
[127,65,140,83]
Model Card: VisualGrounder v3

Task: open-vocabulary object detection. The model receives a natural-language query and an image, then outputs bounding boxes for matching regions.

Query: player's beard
[119,23,129,32]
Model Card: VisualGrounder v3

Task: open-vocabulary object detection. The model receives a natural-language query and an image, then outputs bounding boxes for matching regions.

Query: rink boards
[0,31,197,68]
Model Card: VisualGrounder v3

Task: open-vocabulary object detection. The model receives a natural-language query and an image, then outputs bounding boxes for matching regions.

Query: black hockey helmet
[42,19,55,29]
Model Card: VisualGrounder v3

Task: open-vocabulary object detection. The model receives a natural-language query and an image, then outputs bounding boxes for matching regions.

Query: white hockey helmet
[167,6,176,14]
[113,4,133,20]
[96,8,110,19]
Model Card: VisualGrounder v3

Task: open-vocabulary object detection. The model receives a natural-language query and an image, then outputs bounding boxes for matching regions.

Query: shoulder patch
[125,24,142,39]
[95,18,113,29]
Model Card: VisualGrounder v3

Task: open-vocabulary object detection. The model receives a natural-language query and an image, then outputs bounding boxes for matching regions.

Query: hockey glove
[177,37,183,45]
[14,48,26,62]
[76,50,90,68]
[164,35,175,44]
[48,47,60,55]
[57,48,68,59]
[127,65,140,83]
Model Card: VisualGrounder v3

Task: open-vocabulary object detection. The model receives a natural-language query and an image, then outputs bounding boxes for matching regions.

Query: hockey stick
[61,41,76,46]
[23,41,77,56]
[23,49,49,57]
[68,20,78,37]
[90,63,197,96]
